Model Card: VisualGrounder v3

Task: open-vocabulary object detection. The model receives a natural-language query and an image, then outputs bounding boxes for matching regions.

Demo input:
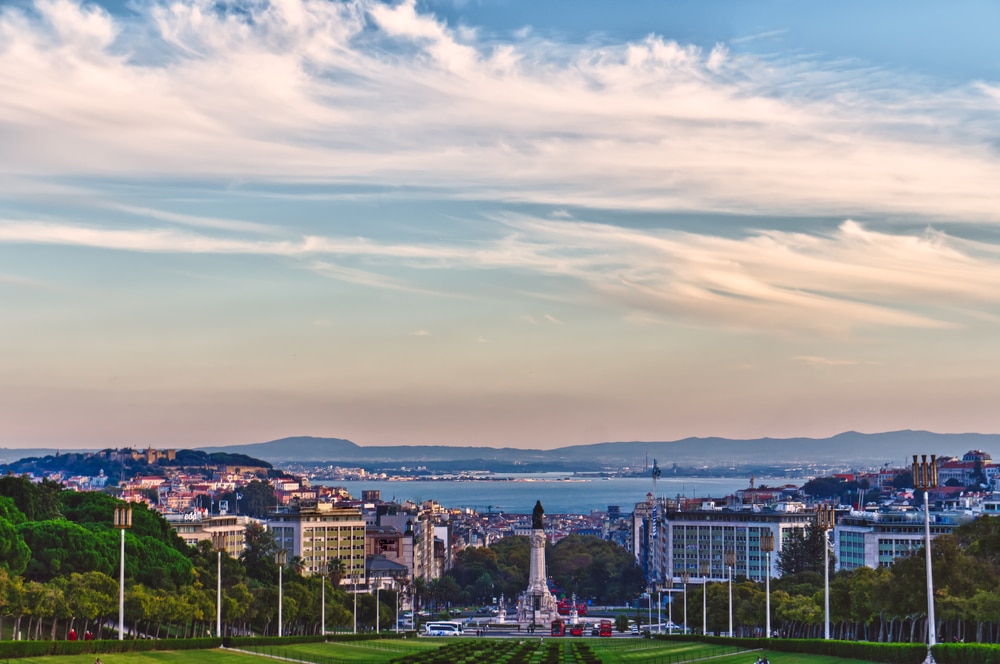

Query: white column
[728,565,733,638]
[824,528,830,640]
[321,574,326,637]
[702,577,707,635]
[119,527,125,641]
[278,564,283,638]
[765,552,771,639]
[925,490,937,648]
[217,550,222,638]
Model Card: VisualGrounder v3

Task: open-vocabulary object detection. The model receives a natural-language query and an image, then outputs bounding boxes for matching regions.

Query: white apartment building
[267,501,366,582]
[166,512,250,559]
[657,504,815,583]
[835,508,972,571]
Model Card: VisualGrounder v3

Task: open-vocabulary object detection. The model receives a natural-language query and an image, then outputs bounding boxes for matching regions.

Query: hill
[197,430,1000,470]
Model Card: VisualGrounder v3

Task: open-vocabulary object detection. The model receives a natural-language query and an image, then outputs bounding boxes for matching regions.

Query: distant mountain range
[197,430,1000,470]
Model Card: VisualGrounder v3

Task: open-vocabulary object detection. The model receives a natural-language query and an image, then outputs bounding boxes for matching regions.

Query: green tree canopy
[0,476,62,521]
[19,519,116,581]
[0,516,30,575]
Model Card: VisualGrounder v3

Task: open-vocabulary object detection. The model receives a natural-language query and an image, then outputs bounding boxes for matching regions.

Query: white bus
[424,622,463,636]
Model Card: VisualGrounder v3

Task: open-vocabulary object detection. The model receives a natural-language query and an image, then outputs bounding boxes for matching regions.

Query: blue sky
[1,0,999,449]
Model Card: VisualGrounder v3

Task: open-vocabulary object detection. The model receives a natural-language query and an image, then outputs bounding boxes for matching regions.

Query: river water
[315,474,803,514]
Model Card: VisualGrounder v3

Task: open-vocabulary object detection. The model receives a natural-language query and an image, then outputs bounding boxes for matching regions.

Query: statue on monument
[517,499,558,627]
[532,500,544,530]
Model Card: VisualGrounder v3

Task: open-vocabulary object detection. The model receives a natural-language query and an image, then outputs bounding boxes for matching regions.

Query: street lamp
[700,562,708,636]
[817,505,835,640]
[914,454,939,659]
[664,577,673,635]
[212,533,224,638]
[725,551,736,637]
[353,574,359,635]
[319,562,328,637]
[681,571,689,634]
[761,530,774,640]
[647,585,653,633]
[275,549,287,637]
[113,503,132,641]
[656,583,662,635]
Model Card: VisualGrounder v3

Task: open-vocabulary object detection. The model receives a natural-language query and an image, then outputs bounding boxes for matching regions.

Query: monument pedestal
[516,528,559,628]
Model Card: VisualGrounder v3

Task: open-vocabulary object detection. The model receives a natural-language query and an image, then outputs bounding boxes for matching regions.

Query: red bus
[551,619,566,636]
[599,619,613,637]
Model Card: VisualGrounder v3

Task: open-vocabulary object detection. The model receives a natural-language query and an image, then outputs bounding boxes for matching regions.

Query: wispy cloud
[793,356,872,367]
[113,204,279,234]
[1,0,998,221]
[4,212,1000,334]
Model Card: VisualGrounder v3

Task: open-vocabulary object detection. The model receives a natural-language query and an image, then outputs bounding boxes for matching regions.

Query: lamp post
[817,505,835,640]
[681,571,689,634]
[319,562,328,637]
[376,579,381,634]
[647,585,653,633]
[700,562,708,636]
[761,530,774,640]
[914,454,939,660]
[725,551,735,637]
[275,549,287,637]
[656,583,662,635]
[113,503,132,641]
[664,577,673,634]
[353,574,359,635]
[212,533,224,638]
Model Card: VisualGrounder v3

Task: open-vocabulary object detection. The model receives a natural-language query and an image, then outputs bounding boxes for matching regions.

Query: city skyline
[2,0,999,449]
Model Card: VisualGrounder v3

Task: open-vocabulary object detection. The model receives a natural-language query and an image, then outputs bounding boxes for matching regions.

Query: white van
[424,622,463,636]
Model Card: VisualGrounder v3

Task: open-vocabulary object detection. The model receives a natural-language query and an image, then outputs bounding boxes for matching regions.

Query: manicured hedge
[0,637,222,659]
[933,643,1000,664]
[653,635,926,664]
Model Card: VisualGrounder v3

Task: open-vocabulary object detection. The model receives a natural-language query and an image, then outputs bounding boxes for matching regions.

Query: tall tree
[240,521,279,584]
[777,524,832,576]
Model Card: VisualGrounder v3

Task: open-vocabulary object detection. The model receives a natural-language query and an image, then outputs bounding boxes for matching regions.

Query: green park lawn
[0,640,441,664]
[565,638,879,664]
[238,638,442,661]
[0,640,887,664]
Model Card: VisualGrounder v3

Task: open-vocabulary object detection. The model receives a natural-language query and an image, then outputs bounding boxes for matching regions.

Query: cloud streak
[4,213,1000,334]
[1,0,999,220]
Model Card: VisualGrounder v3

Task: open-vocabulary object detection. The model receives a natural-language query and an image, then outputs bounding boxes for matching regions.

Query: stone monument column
[517,500,558,628]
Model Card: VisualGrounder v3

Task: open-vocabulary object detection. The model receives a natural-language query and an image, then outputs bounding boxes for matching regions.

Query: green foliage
[0,475,62,521]
[0,494,27,524]
[446,534,641,607]
[777,523,832,576]
[933,643,1000,664]
[19,519,116,581]
[614,613,630,633]
[219,479,275,519]
[0,515,30,574]
[240,519,279,584]
[60,491,190,554]
[548,534,645,603]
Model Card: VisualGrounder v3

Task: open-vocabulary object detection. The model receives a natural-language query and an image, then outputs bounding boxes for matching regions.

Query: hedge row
[653,635,927,664]
[0,637,222,659]
[933,643,1000,664]
[0,632,416,659]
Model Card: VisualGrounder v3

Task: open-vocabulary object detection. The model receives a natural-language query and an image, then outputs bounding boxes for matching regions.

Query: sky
[2,0,1000,450]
